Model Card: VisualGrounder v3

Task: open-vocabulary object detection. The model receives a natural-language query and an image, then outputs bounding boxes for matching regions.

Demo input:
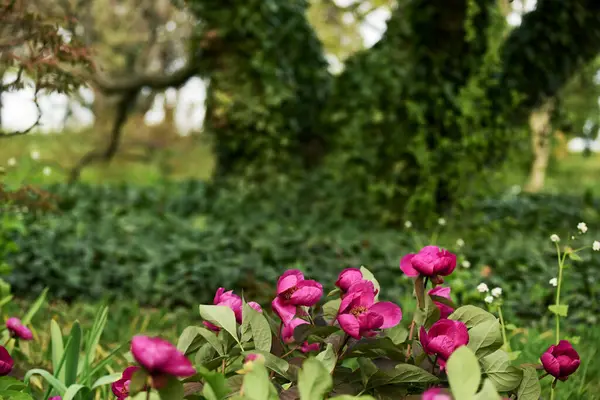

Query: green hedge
[3,181,599,326]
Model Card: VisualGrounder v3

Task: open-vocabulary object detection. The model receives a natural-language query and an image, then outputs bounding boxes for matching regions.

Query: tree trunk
[524,100,554,193]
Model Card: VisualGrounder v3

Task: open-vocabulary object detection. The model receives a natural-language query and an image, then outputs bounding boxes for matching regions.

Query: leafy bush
[4,182,600,327]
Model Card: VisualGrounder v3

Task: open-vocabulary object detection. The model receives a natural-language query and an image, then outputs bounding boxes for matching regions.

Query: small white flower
[456,238,465,248]
[484,295,494,304]
[7,157,16,166]
[43,166,51,176]
[577,222,588,234]
[30,150,40,160]
[549,277,558,287]
[550,234,560,243]
[477,283,489,293]
[491,287,502,297]
[404,220,412,229]
[462,260,471,268]
[571,236,575,240]
[593,241,600,251]
[438,218,446,226]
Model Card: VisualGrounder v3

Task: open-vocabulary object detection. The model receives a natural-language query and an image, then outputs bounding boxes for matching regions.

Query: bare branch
[0,82,42,139]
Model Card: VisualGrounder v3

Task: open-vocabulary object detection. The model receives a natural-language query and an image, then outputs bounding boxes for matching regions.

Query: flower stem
[551,243,568,400]
[406,276,426,358]
[497,305,509,352]
[281,345,300,358]
[146,389,151,400]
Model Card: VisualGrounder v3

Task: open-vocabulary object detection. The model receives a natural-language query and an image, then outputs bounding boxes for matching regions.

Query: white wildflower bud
[549,278,558,287]
[477,283,489,293]
[491,287,502,297]
[484,295,494,304]
[550,234,560,243]
[577,222,588,234]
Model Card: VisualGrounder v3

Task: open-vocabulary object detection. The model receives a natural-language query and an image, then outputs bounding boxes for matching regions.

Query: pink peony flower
[400,246,457,280]
[0,346,13,376]
[203,288,262,331]
[131,336,196,385]
[281,318,321,354]
[428,286,454,319]
[420,319,468,369]
[540,340,581,381]
[335,268,363,292]
[336,288,402,339]
[422,388,452,400]
[6,317,33,340]
[49,397,61,400]
[111,366,140,400]
[272,270,323,324]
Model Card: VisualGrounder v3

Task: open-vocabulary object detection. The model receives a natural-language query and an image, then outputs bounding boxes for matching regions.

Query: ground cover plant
[0,234,596,399]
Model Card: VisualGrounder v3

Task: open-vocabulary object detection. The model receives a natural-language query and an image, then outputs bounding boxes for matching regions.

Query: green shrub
[4,181,599,328]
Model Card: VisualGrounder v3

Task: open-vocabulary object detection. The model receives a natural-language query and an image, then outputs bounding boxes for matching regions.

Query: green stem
[498,305,509,352]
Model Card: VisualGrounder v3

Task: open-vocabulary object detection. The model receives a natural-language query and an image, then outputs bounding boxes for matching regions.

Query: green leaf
[368,364,438,387]
[64,321,82,387]
[341,358,360,372]
[298,358,333,400]
[357,358,378,387]
[197,366,231,400]
[323,299,341,322]
[91,373,121,389]
[241,363,277,400]
[23,369,67,394]
[243,351,289,378]
[481,350,523,392]
[414,294,440,328]
[0,391,33,400]
[178,326,201,354]
[199,305,239,344]
[315,343,337,374]
[50,320,65,383]
[467,319,503,358]
[62,384,90,400]
[517,367,542,400]
[128,369,149,396]
[293,325,339,343]
[385,323,409,345]
[243,302,272,352]
[449,305,496,328]
[157,377,185,400]
[447,346,481,399]
[474,379,501,400]
[360,266,381,301]
[191,326,225,356]
[0,376,26,391]
[548,304,569,317]
[84,306,108,370]
[21,288,48,324]
[568,252,582,262]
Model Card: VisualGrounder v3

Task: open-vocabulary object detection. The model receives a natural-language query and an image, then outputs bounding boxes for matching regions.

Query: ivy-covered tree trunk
[186,0,600,221]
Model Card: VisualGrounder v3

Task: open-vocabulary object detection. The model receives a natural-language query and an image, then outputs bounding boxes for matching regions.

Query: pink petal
[0,346,13,376]
[335,268,363,292]
[213,288,226,304]
[368,301,402,329]
[555,340,580,359]
[338,314,361,339]
[339,290,361,314]
[422,388,452,400]
[541,352,561,378]
[446,320,469,347]
[410,247,438,276]
[561,358,581,378]
[159,349,197,377]
[122,366,140,380]
[427,335,457,360]
[357,311,385,331]
[429,286,451,299]
[6,317,33,340]
[434,301,454,319]
[400,254,419,276]
[436,250,457,276]
[248,302,263,313]
[301,342,320,353]
[277,270,304,294]
[272,297,297,324]
[281,318,308,343]
[203,321,220,332]
[290,280,323,306]
[131,336,173,373]
[419,326,430,352]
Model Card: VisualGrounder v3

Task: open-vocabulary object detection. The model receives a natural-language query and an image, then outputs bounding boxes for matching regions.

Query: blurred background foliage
[1,0,600,397]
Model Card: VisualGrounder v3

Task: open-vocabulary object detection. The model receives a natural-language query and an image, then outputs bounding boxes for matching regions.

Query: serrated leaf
[481,350,523,391]
[548,304,568,317]
[517,366,542,400]
[447,346,480,398]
